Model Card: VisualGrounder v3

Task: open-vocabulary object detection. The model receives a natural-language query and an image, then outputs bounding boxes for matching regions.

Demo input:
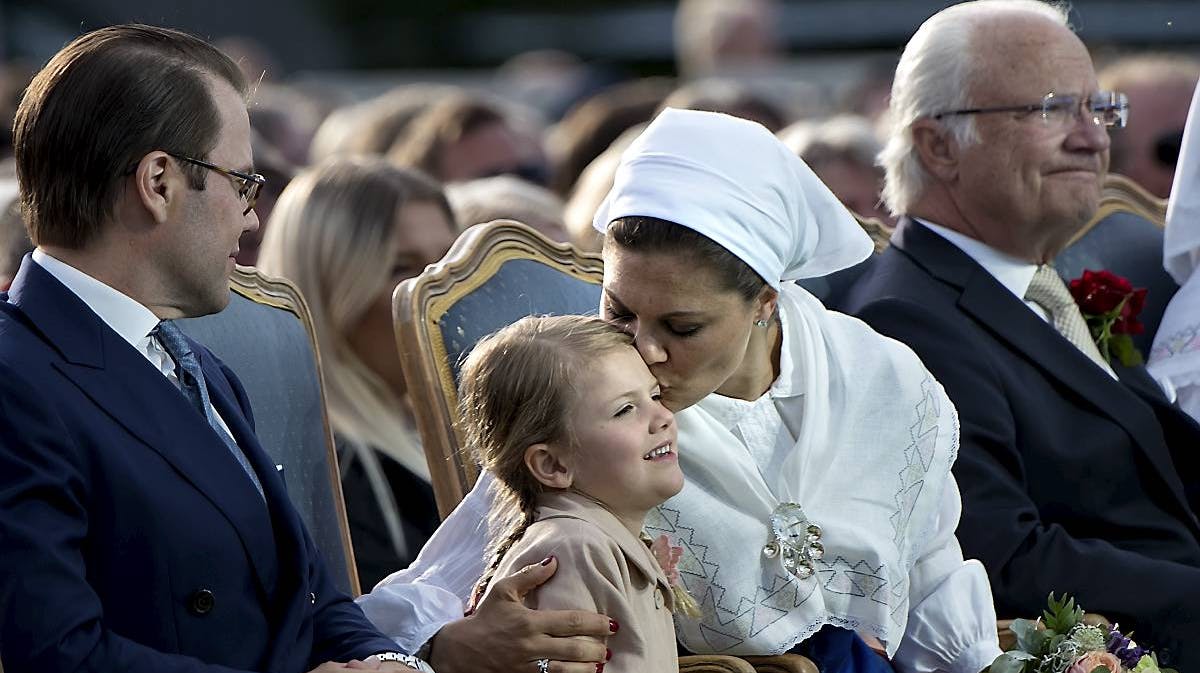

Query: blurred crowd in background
[1,0,1199,585]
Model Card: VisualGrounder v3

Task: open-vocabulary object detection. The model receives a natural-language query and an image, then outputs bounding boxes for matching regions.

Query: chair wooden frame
[854,214,894,253]
[228,265,361,596]
[1068,173,1168,245]
[393,220,604,518]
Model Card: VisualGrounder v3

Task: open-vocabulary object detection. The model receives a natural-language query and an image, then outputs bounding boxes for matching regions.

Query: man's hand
[430,556,614,673]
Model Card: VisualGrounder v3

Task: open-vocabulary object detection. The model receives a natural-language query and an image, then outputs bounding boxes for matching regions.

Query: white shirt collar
[915,218,1039,303]
[32,248,161,348]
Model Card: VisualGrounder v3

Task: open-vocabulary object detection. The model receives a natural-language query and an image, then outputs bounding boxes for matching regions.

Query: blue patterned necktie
[153,320,265,500]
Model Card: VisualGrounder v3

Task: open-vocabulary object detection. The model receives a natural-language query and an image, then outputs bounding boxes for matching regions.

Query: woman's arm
[356,471,494,650]
[893,476,1002,673]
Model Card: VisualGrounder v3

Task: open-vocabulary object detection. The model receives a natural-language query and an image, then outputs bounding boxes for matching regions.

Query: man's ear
[911,118,960,182]
[754,286,779,324]
[131,151,178,224]
[524,443,574,490]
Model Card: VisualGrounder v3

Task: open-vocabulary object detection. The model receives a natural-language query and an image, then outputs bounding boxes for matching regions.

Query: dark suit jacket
[0,257,397,673]
[839,219,1200,668]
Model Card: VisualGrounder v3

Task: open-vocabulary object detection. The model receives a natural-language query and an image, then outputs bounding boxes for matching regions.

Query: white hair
[880,0,1071,216]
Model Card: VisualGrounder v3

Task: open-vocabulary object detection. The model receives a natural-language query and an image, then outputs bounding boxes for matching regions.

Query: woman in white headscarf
[360,109,1000,673]
[1149,82,1200,421]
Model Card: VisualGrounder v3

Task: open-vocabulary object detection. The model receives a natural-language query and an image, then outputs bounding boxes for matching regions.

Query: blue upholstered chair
[177,267,360,596]
[393,220,817,673]
[1053,174,1174,354]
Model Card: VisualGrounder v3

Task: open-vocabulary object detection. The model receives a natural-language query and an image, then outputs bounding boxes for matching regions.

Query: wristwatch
[372,651,436,672]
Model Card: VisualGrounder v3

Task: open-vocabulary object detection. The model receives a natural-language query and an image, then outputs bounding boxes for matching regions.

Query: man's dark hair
[13,24,247,249]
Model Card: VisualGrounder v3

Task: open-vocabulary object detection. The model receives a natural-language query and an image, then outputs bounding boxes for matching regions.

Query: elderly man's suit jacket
[838,219,1200,669]
[0,258,396,673]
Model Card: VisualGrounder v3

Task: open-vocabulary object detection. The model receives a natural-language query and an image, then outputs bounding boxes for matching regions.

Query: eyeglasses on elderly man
[933,90,1129,130]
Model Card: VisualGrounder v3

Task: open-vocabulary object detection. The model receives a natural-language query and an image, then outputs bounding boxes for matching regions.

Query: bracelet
[373,651,436,672]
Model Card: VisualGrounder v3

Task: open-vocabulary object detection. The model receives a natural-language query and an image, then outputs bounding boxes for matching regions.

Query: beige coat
[492,490,679,673]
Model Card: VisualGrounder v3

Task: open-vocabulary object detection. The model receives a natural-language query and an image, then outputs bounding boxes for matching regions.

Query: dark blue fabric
[790,625,893,673]
[155,319,265,498]
[0,256,397,673]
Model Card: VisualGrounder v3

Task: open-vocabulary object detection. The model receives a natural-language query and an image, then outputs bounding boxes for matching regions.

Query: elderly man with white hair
[841,1,1200,667]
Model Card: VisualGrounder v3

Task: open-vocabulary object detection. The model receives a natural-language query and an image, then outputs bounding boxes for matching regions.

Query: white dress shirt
[917,219,1119,381]
[31,249,239,439]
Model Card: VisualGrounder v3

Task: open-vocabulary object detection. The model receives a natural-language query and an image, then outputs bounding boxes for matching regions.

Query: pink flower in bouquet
[1067,651,1123,673]
[650,534,683,585]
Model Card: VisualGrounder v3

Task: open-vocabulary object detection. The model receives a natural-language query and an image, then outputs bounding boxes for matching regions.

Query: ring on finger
[535,658,551,673]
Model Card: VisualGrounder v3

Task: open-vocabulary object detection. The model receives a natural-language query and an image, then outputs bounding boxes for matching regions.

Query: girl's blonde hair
[458,314,634,606]
[257,156,453,560]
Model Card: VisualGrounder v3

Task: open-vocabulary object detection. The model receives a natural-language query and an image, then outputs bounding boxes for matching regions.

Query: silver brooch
[762,502,823,580]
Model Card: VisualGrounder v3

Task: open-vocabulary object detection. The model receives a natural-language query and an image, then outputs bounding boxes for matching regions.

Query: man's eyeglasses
[932,91,1129,130]
[168,153,266,215]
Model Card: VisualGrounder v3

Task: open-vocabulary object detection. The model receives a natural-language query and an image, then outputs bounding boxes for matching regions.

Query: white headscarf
[1163,82,1200,286]
[1150,81,1200,417]
[592,108,873,285]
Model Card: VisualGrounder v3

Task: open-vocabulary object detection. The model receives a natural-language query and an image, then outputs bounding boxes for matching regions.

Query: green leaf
[1110,334,1144,366]
[1010,618,1048,654]
[991,651,1036,673]
[1043,593,1084,633]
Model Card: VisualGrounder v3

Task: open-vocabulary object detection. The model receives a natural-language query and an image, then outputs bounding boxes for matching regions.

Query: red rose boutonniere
[1067,269,1147,367]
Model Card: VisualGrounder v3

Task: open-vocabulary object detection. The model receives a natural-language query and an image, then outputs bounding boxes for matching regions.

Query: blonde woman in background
[258,156,458,588]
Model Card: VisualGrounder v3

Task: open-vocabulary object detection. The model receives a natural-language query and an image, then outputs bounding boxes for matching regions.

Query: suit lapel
[8,259,279,596]
[892,220,1193,517]
[200,352,306,598]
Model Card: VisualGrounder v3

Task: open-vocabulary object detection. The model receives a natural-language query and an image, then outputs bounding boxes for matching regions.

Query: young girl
[459,315,694,673]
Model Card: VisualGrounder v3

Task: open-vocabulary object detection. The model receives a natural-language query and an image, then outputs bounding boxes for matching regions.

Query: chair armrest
[678,654,758,672]
[744,654,821,673]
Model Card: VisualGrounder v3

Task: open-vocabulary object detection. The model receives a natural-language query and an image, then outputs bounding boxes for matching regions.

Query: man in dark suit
[840,1,1200,667]
[0,25,427,673]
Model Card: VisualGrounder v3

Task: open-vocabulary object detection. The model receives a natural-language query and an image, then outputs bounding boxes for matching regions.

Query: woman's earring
[754,319,768,328]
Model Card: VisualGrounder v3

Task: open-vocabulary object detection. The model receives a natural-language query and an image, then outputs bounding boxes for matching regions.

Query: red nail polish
[540,555,554,566]
[606,648,612,661]
[609,619,620,633]
[596,665,605,673]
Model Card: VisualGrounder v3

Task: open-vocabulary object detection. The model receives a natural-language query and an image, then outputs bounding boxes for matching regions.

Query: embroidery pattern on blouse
[646,373,953,651]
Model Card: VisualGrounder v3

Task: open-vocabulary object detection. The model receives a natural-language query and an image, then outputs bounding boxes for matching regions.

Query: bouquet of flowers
[991,594,1176,673]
